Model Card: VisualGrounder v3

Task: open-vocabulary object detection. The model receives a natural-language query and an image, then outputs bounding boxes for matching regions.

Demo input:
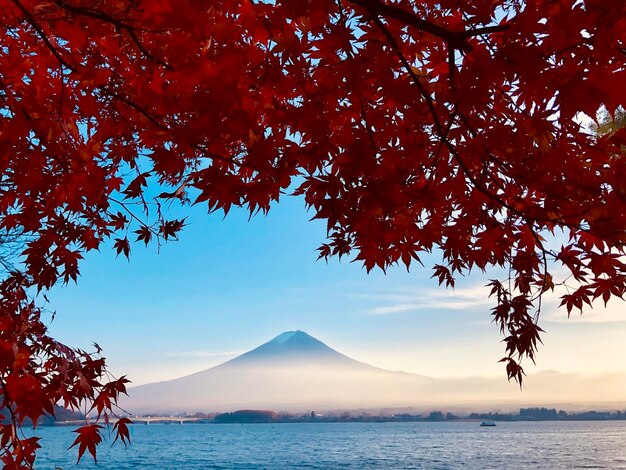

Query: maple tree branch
[370,16,558,234]
[370,8,560,239]
[525,218,552,310]
[191,143,255,171]
[57,3,173,70]
[349,0,472,51]
[469,31,593,214]
[97,87,255,173]
[371,18,506,215]
[352,0,509,51]
[98,86,168,130]
[372,18,599,241]
[0,227,28,275]
[369,17,446,135]
[456,112,516,181]
[463,24,509,37]
[336,1,379,157]
[370,18,522,219]
[11,0,76,72]
[0,377,34,469]
[0,254,15,274]
[107,197,160,238]
[459,107,597,234]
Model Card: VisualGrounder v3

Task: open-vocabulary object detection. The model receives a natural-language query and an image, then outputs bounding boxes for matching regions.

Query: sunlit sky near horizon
[44,195,626,386]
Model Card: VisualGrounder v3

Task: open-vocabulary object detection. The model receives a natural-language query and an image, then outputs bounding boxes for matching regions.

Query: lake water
[31,421,626,469]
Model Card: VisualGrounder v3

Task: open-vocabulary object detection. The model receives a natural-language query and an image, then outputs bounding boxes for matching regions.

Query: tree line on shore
[24,406,626,426]
[177,407,626,424]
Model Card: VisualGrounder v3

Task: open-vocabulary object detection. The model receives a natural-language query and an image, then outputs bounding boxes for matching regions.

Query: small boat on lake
[480,421,496,427]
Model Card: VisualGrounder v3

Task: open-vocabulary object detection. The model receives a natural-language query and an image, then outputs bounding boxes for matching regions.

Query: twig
[11,0,76,71]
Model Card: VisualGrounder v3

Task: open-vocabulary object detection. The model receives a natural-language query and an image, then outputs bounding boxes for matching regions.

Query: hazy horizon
[118,330,626,415]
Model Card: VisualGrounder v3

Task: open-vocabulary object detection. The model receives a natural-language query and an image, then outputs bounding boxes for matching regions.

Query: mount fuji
[122,330,436,414]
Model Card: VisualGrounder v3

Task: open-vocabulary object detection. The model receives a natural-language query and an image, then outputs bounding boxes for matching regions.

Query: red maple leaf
[69,424,104,464]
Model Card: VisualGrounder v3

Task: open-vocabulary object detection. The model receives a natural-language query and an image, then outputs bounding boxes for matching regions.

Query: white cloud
[370,303,422,315]
[357,266,626,323]
[366,284,494,315]
[543,295,626,324]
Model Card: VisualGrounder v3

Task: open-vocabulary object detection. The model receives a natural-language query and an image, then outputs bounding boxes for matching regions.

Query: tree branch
[57,2,173,70]
[98,86,169,130]
[464,24,509,38]
[11,0,76,72]
[349,0,487,52]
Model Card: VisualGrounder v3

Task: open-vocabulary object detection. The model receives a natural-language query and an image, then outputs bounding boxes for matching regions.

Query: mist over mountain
[121,331,626,414]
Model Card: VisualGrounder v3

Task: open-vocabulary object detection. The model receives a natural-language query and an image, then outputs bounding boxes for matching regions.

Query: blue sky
[44,194,626,386]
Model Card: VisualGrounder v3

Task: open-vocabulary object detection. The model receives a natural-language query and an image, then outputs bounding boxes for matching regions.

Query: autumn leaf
[113,417,133,447]
[134,226,153,246]
[160,218,186,240]
[69,424,103,464]
[113,237,131,260]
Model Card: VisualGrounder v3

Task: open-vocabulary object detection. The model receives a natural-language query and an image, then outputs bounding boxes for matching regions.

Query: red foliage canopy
[1,0,625,465]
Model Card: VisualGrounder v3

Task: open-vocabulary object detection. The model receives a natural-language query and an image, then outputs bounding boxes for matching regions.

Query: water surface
[32,421,626,469]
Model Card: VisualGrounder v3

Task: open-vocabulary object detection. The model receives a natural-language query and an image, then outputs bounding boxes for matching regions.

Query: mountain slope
[122,331,435,413]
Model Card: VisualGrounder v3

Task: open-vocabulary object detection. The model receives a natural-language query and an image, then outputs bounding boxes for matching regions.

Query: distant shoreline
[50,407,626,426]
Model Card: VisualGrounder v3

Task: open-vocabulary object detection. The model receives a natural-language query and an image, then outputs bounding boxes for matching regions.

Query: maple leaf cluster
[1,0,625,465]
[0,275,130,467]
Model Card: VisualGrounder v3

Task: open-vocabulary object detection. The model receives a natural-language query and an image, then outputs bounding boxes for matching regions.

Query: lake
[32,421,626,469]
